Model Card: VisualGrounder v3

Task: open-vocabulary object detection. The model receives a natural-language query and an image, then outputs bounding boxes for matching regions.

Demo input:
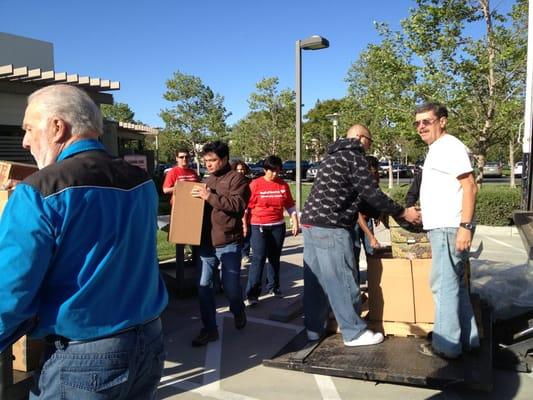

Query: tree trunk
[388,158,393,189]
[509,139,516,188]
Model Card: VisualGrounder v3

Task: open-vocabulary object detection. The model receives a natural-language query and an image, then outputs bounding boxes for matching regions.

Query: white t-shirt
[420,134,472,230]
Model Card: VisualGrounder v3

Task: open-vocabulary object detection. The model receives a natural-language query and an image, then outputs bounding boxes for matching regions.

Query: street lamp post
[326,113,340,142]
[295,35,329,211]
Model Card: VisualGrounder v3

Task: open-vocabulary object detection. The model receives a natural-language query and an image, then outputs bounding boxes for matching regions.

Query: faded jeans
[428,228,480,357]
[303,226,366,342]
[30,318,165,400]
[197,241,245,332]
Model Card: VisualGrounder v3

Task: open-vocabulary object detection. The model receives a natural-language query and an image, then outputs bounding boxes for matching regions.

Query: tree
[101,102,135,122]
[230,77,295,160]
[159,71,230,166]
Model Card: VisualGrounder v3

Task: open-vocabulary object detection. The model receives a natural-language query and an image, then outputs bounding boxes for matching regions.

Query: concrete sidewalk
[157,226,533,400]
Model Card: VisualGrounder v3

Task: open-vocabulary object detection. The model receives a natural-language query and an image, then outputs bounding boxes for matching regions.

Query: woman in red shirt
[245,156,299,305]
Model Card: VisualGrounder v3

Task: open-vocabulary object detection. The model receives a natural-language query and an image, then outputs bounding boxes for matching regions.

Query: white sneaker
[307,330,321,341]
[343,329,384,347]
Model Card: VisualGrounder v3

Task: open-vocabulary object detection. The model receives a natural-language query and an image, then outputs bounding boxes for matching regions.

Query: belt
[45,316,160,346]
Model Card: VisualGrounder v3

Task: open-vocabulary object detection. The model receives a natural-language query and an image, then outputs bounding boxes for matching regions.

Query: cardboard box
[168,181,206,245]
[389,217,431,259]
[0,189,13,217]
[368,251,435,324]
[411,258,435,323]
[367,252,416,323]
[12,335,44,372]
[0,160,38,186]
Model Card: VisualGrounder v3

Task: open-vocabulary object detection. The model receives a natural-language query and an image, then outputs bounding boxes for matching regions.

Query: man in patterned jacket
[301,124,421,347]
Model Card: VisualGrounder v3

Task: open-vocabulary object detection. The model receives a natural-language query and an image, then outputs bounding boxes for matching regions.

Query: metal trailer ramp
[264,303,493,391]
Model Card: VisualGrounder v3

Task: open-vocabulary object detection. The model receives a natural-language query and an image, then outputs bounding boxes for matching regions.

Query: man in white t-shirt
[416,102,479,359]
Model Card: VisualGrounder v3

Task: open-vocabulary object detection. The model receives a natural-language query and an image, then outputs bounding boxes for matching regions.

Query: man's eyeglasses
[177,155,190,159]
[413,118,438,128]
[360,135,373,143]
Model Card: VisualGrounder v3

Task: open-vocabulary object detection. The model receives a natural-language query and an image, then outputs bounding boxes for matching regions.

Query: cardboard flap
[168,181,206,245]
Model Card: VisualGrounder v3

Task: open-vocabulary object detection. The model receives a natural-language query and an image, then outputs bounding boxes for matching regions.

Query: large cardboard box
[0,160,38,186]
[368,251,435,324]
[367,252,416,323]
[389,217,431,259]
[12,335,44,372]
[411,258,435,323]
[0,189,13,217]
[168,181,206,245]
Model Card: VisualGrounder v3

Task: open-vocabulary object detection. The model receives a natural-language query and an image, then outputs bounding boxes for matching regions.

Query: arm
[405,172,422,208]
[0,185,53,342]
[456,172,477,252]
[162,169,176,194]
[358,213,379,249]
[194,174,250,214]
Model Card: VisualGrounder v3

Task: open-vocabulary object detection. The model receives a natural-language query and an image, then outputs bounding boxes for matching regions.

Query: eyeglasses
[360,135,373,143]
[177,155,190,159]
[413,118,438,128]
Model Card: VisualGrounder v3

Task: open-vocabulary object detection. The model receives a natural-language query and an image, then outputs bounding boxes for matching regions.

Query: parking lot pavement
[157,228,533,400]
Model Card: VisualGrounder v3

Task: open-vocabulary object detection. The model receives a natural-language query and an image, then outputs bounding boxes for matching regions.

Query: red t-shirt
[248,177,295,225]
[163,167,199,204]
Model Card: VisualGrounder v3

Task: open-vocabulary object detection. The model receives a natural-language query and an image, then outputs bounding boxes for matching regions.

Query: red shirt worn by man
[162,152,199,204]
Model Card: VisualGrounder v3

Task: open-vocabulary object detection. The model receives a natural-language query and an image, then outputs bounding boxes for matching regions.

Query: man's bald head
[346,124,372,151]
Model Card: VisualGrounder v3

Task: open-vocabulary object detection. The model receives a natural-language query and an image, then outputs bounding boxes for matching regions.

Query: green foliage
[230,77,295,160]
[157,230,175,261]
[159,71,230,162]
[387,185,521,226]
[101,102,135,122]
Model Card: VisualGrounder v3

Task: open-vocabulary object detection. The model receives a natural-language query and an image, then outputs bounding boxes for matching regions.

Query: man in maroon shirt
[162,148,199,289]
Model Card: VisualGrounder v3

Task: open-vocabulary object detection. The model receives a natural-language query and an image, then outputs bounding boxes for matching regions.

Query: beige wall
[0,33,54,70]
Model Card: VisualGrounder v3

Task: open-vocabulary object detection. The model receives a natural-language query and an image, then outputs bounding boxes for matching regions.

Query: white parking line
[482,235,525,251]
[314,374,342,400]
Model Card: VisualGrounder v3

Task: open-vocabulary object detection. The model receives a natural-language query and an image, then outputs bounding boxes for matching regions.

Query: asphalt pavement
[157,224,533,400]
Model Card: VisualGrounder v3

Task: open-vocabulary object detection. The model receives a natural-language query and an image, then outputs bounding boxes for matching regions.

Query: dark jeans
[197,241,245,331]
[242,228,251,258]
[246,223,286,299]
[30,318,165,400]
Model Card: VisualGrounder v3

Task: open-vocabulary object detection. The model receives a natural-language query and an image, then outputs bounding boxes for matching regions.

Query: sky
[0,0,516,128]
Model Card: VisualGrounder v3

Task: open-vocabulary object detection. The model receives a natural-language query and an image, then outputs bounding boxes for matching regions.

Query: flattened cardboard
[411,258,435,323]
[0,189,12,217]
[367,253,415,323]
[0,160,38,186]
[12,335,44,372]
[168,181,206,245]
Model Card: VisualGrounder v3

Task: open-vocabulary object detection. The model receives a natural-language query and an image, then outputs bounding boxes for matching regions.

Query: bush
[387,184,521,226]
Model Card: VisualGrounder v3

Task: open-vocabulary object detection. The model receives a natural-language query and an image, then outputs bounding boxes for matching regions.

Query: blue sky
[0,0,515,127]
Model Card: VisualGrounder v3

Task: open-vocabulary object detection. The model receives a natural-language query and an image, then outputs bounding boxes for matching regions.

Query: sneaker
[245,297,259,307]
[418,343,460,359]
[241,256,250,266]
[269,288,283,297]
[307,330,321,341]
[191,329,219,347]
[234,311,247,330]
[343,329,384,347]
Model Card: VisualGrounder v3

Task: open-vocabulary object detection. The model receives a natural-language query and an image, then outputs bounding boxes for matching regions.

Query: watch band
[459,222,474,231]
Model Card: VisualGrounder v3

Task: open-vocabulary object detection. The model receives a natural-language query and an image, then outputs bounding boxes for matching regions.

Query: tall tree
[159,71,230,166]
[231,77,295,160]
[101,102,135,122]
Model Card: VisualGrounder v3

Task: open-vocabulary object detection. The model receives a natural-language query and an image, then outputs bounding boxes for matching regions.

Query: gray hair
[28,84,103,136]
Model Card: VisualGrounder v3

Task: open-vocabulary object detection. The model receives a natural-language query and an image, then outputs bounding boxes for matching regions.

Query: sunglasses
[360,135,373,143]
[413,118,438,128]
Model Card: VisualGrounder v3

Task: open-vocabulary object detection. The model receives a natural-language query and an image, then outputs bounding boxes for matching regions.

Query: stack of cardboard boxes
[367,218,434,337]
[0,160,44,372]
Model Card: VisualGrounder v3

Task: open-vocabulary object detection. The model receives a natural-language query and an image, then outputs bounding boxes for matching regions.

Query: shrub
[386,184,521,226]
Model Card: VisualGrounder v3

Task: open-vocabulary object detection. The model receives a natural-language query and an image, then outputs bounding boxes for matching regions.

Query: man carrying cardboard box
[0,84,168,399]
[415,102,479,359]
[190,141,250,347]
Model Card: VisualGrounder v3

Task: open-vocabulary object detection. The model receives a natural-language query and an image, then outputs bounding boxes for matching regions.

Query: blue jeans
[428,228,479,357]
[197,241,245,332]
[246,224,286,299]
[303,226,366,342]
[242,228,251,258]
[30,318,165,400]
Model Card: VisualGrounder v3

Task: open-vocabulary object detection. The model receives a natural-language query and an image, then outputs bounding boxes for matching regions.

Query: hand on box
[0,179,20,190]
[191,186,210,200]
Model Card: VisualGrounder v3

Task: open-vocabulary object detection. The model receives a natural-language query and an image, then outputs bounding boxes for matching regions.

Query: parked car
[279,160,310,181]
[514,161,523,178]
[391,163,412,178]
[305,162,321,181]
[483,161,503,178]
[249,160,265,178]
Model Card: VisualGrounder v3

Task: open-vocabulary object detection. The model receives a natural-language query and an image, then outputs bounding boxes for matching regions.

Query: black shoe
[191,329,219,347]
[418,343,460,360]
[269,288,283,297]
[234,311,247,330]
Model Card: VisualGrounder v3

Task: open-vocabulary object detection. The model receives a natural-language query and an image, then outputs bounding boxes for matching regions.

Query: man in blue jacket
[0,84,168,399]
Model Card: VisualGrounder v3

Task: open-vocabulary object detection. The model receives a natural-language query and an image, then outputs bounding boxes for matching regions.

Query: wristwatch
[459,222,474,231]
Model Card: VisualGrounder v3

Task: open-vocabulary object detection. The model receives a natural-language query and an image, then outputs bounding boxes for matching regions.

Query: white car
[514,161,523,177]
